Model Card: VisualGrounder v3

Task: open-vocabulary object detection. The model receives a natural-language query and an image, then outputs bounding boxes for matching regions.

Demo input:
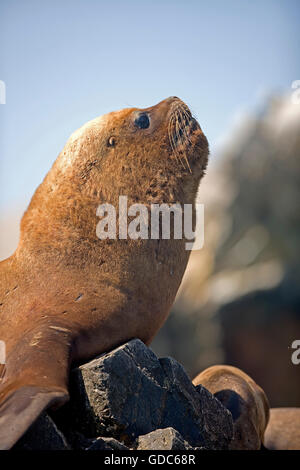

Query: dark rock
[55,339,233,449]
[13,412,69,450]
[136,427,196,450]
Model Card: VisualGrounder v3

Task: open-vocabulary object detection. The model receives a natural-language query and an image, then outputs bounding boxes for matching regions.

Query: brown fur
[0,97,209,449]
[193,365,270,450]
[264,408,300,450]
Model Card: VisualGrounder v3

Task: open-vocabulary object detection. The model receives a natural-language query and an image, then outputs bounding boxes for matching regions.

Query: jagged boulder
[55,339,233,449]
[13,412,70,450]
[13,339,233,450]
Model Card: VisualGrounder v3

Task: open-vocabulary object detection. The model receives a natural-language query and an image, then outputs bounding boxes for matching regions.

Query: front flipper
[0,322,72,449]
[0,385,68,450]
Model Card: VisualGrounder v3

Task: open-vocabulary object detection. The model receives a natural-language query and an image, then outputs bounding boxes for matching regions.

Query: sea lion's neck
[16,147,202,272]
[16,163,101,260]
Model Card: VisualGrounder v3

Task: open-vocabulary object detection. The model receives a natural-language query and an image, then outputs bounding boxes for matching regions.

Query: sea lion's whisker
[168,113,185,169]
[168,115,180,166]
[183,153,192,173]
[176,113,189,171]
[168,104,194,172]
[177,108,192,173]
[179,116,192,173]
[174,114,187,170]
[180,109,193,143]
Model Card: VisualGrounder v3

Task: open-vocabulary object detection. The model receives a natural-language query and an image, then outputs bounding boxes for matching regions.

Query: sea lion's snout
[161,97,204,172]
[165,97,200,142]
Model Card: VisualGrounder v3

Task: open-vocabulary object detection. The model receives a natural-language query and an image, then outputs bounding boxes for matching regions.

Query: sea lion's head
[53,97,209,204]
[21,97,209,246]
[103,96,208,174]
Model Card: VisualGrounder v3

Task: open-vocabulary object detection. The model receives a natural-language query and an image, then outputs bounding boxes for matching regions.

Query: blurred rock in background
[152,95,300,407]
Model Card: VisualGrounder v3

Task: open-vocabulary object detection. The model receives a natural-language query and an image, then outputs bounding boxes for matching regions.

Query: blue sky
[0,0,299,211]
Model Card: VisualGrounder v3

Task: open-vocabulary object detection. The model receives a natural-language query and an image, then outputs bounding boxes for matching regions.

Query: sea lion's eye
[108,137,116,147]
[135,113,150,129]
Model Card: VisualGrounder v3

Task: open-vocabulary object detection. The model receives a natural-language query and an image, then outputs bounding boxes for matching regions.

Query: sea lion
[193,365,270,450]
[0,97,209,449]
[264,408,300,450]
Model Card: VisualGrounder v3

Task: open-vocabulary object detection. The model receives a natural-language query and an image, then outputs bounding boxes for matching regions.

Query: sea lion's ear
[0,385,68,450]
[107,136,116,147]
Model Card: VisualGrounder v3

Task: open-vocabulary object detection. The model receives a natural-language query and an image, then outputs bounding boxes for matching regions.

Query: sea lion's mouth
[168,101,200,173]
